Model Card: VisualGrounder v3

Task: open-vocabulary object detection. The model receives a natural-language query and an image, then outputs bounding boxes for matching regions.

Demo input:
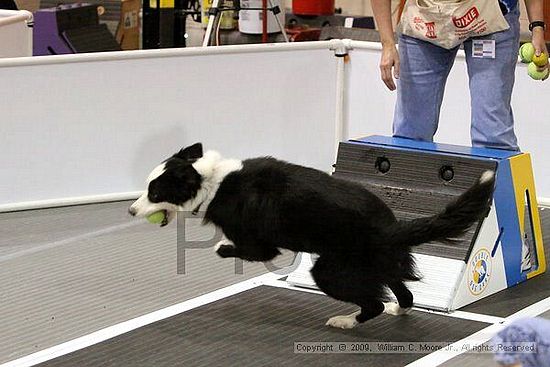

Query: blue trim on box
[493,159,526,285]
[351,136,520,160]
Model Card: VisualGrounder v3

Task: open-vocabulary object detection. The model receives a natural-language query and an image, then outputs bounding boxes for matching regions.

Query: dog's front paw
[383,302,411,316]
[214,239,234,251]
[214,237,237,258]
[216,244,237,258]
[325,314,358,329]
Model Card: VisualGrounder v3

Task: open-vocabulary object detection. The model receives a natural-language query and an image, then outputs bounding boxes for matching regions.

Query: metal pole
[262,0,267,43]
[202,0,221,47]
[267,0,288,42]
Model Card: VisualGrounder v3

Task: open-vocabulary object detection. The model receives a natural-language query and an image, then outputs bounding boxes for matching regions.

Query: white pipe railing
[0,192,143,213]
[0,10,33,27]
[333,39,352,157]
[0,40,348,67]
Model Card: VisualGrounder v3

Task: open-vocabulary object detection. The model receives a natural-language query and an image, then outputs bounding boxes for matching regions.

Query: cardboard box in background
[14,0,39,12]
[115,0,140,50]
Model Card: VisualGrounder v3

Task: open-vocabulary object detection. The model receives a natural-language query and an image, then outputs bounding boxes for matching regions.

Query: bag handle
[397,0,406,21]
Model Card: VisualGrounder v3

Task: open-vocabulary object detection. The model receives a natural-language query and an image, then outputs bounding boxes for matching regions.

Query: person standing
[372,0,549,150]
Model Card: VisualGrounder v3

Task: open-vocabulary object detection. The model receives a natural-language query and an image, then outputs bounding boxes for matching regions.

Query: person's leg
[465,6,521,150]
[394,35,459,142]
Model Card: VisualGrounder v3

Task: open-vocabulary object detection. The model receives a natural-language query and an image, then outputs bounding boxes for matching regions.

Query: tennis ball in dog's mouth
[147,211,166,224]
[532,52,549,67]
[528,62,549,80]
[519,43,535,63]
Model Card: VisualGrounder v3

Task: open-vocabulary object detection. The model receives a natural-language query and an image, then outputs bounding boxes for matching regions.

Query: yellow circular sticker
[468,248,492,296]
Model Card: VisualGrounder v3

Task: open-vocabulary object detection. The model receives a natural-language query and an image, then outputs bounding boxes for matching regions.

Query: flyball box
[287,136,546,311]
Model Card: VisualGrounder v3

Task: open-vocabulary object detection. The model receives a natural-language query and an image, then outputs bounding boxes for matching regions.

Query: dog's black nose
[128,207,137,216]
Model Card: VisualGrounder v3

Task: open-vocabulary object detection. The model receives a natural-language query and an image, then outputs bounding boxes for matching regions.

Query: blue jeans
[394,6,521,150]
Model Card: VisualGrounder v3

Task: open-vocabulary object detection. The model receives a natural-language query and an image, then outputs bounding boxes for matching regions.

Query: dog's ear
[174,164,202,184]
[174,143,203,161]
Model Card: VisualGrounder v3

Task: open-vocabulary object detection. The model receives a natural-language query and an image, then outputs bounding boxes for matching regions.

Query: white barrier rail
[1,39,548,211]
[0,42,342,211]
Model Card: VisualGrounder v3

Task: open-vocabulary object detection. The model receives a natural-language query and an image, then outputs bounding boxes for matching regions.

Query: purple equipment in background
[33,3,120,56]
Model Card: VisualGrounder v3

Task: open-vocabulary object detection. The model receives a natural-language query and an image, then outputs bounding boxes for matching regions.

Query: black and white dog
[129,143,495,329]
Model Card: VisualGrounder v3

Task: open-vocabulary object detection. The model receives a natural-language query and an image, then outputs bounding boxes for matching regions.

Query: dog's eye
[149,193,160,202]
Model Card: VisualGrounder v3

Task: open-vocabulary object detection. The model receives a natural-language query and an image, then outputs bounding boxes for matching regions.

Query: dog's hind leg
[311,255,385,329]
[384,281,413,316]
[325,300,385,329]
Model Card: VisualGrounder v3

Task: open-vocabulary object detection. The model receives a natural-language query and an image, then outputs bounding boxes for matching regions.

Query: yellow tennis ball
[528,62,549,80]
[532,52,549,67]
[147,211,166,224]
[519,43,535,63]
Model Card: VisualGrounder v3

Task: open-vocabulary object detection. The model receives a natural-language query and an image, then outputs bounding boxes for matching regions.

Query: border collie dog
[129,143,495,329]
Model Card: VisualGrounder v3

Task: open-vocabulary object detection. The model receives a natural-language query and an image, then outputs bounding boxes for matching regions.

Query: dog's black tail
[385,171,496,247]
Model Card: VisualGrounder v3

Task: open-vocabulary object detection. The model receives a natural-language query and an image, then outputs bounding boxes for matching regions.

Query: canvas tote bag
[398,0,510,49]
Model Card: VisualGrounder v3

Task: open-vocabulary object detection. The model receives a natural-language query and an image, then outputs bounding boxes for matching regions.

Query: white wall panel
[0,44,337,208]
[2,40,547,209]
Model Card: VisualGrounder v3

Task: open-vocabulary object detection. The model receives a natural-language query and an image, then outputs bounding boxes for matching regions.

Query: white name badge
[472,40,496,59]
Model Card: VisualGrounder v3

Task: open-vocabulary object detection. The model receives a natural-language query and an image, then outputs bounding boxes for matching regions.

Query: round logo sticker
[468,248,492,295]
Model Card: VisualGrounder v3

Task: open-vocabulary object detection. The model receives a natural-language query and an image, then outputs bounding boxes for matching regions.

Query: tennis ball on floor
[532,52,549,67]
[527,62,549,80]
[147,211,166,224]
[519,43,535,63]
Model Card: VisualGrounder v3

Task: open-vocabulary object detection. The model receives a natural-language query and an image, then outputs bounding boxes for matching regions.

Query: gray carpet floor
[0,201,295,364]
[37,286,488,367]
[1,203,549,366]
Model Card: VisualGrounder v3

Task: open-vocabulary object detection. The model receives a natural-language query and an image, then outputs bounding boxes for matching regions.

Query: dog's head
[128,143,204,226]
